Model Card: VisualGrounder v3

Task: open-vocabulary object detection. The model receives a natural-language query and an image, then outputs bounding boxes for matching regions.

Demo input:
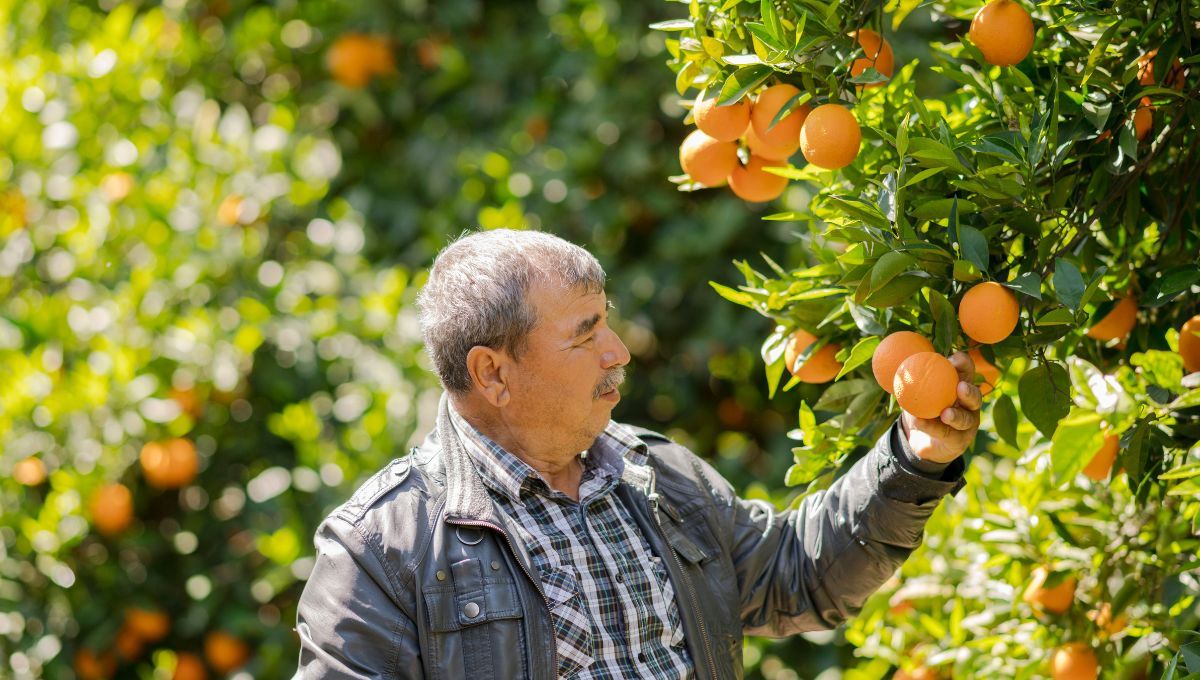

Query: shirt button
[637,652,647,663]
[490,560,501,571]
[435,570,446,581]
[463,602,481,618]
[614,572,624,583]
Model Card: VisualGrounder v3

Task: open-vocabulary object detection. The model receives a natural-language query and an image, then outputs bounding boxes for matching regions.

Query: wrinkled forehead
[527,279,608,340]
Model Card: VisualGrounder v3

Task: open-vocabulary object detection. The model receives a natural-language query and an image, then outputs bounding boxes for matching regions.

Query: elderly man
[295,229,979,679]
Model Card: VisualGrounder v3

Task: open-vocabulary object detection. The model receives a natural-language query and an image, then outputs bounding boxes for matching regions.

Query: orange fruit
[1023,566,1076,614]
[1180,314,1200,373]
[170,385,205,420]
[125,607,171,642]
[101,172,134,202]
[74,649,117,680]
[968,347,1001,396]
[1052,643,1099,680]
[799,104,861,170]
[1086,296,1137,341]
[1,189,28,236]
[889,599,915,616]
[750,84,808,150]
[204,631,250,673]
[850,29,895,88]
[1138,48,1186,89]
[784,330,843,383]
[115,625,145,661]
[140,437,200,489]
[893,352,959,420]
[13,456,47,485]
[678,130,739,188]
[415,37,444,71]
[745,123,800,161]
[959,282,1019,344]
[326,33,396,89]
[1083,433,1119,481]
[872,331,935,394]
[969,0,1035,66]
[728,155,789,202]
[174,652,209,680]
[89,483,134,536]
[1134,100,1153,141]
[694,89,751,142]
[1088,602,1129,637]
[217,194,243,225]
[895,668,939,680]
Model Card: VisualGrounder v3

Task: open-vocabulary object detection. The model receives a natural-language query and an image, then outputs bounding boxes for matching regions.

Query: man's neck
[451,397,586,501]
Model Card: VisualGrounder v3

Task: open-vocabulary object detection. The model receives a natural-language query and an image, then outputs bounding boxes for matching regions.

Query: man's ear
[465,345,511,407]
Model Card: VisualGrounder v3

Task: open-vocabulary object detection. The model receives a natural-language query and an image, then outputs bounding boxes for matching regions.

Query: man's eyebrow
[571,301,614,339]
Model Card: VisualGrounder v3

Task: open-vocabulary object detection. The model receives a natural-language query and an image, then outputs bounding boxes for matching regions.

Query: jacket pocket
[422,558,525,680]
[537,565,595,677]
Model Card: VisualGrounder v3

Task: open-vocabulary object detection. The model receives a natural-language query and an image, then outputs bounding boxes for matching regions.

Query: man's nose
[601,328,631,368]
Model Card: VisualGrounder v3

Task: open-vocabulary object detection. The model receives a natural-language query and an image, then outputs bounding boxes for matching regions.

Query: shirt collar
[447,402,649,503]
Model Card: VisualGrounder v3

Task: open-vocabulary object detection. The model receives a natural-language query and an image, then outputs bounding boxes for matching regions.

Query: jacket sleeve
[294,514,423,679]
[725,420,966,636]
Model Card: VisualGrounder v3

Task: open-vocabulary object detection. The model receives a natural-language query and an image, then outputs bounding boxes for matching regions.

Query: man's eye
[580,336,595,345]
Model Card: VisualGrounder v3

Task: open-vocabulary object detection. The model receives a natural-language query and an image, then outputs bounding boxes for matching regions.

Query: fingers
[948,351,975,384]
[940,404,981,431]
[957,379,983,412]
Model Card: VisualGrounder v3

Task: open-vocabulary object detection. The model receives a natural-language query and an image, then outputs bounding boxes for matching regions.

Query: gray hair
[416,229,606,393]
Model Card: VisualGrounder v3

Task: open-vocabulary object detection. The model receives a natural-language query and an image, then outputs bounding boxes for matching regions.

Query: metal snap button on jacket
[463,602,480,618]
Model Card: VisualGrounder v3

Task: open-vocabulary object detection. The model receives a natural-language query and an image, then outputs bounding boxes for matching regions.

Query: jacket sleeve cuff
[894,417,951,476]
[876,420,967,504]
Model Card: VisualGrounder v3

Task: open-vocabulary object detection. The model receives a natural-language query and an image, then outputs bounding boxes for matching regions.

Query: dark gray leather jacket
[294,396,965,679]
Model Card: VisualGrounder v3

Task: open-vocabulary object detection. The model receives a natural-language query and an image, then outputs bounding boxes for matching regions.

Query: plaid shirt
[449,406,694,679]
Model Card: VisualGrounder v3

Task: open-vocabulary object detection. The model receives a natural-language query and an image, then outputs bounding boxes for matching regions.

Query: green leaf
[760,0,783,44]
[911,198,979,221]
[710,281,758,308]
[814,379,875,411]
[908,137,970,174]
[1005,272,1042,300]
[745,22,787,52]
[768,91,812,131]
[1171,388,1200,410]
[947,195,959,246]
[1118,420,1151,488]
[993,395,1019,448]
[1037,308,1076,326]
[1052,259,1085,311]
[958,225,989,274]
[718,65,774,105]
[1018,362,1072,437]
[834,335,881,380]
[798,401,818,443]
[1049,409,1104,485]
[1131,350,1185,391]
[1143,265,1200,308]
[649,19,695,31]
[928,289,958,355]
[864,273,928,308]
[763,326,789,399]
[901,166,945,189]
[856,251,915,304]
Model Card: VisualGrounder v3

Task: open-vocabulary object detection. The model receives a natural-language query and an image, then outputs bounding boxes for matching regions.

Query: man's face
[504,281,631,453]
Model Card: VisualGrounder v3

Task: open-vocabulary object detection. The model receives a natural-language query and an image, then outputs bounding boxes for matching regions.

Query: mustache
[594,367,626,398]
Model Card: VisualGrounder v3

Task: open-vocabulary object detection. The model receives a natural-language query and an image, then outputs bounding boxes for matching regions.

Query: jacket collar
[429,391,654,524]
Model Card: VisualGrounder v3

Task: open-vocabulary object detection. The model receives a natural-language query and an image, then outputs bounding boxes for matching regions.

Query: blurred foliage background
[0,0,966,676]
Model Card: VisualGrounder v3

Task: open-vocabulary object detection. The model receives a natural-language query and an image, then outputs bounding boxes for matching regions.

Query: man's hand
[900,351,982,464]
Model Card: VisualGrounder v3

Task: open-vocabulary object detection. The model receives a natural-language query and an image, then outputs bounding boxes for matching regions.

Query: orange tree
[656,0,1200,677]
[3,0,847,677]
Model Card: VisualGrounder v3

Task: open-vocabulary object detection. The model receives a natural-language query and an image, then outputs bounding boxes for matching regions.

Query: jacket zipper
[446,517,559,676]
[646,471,716,678]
